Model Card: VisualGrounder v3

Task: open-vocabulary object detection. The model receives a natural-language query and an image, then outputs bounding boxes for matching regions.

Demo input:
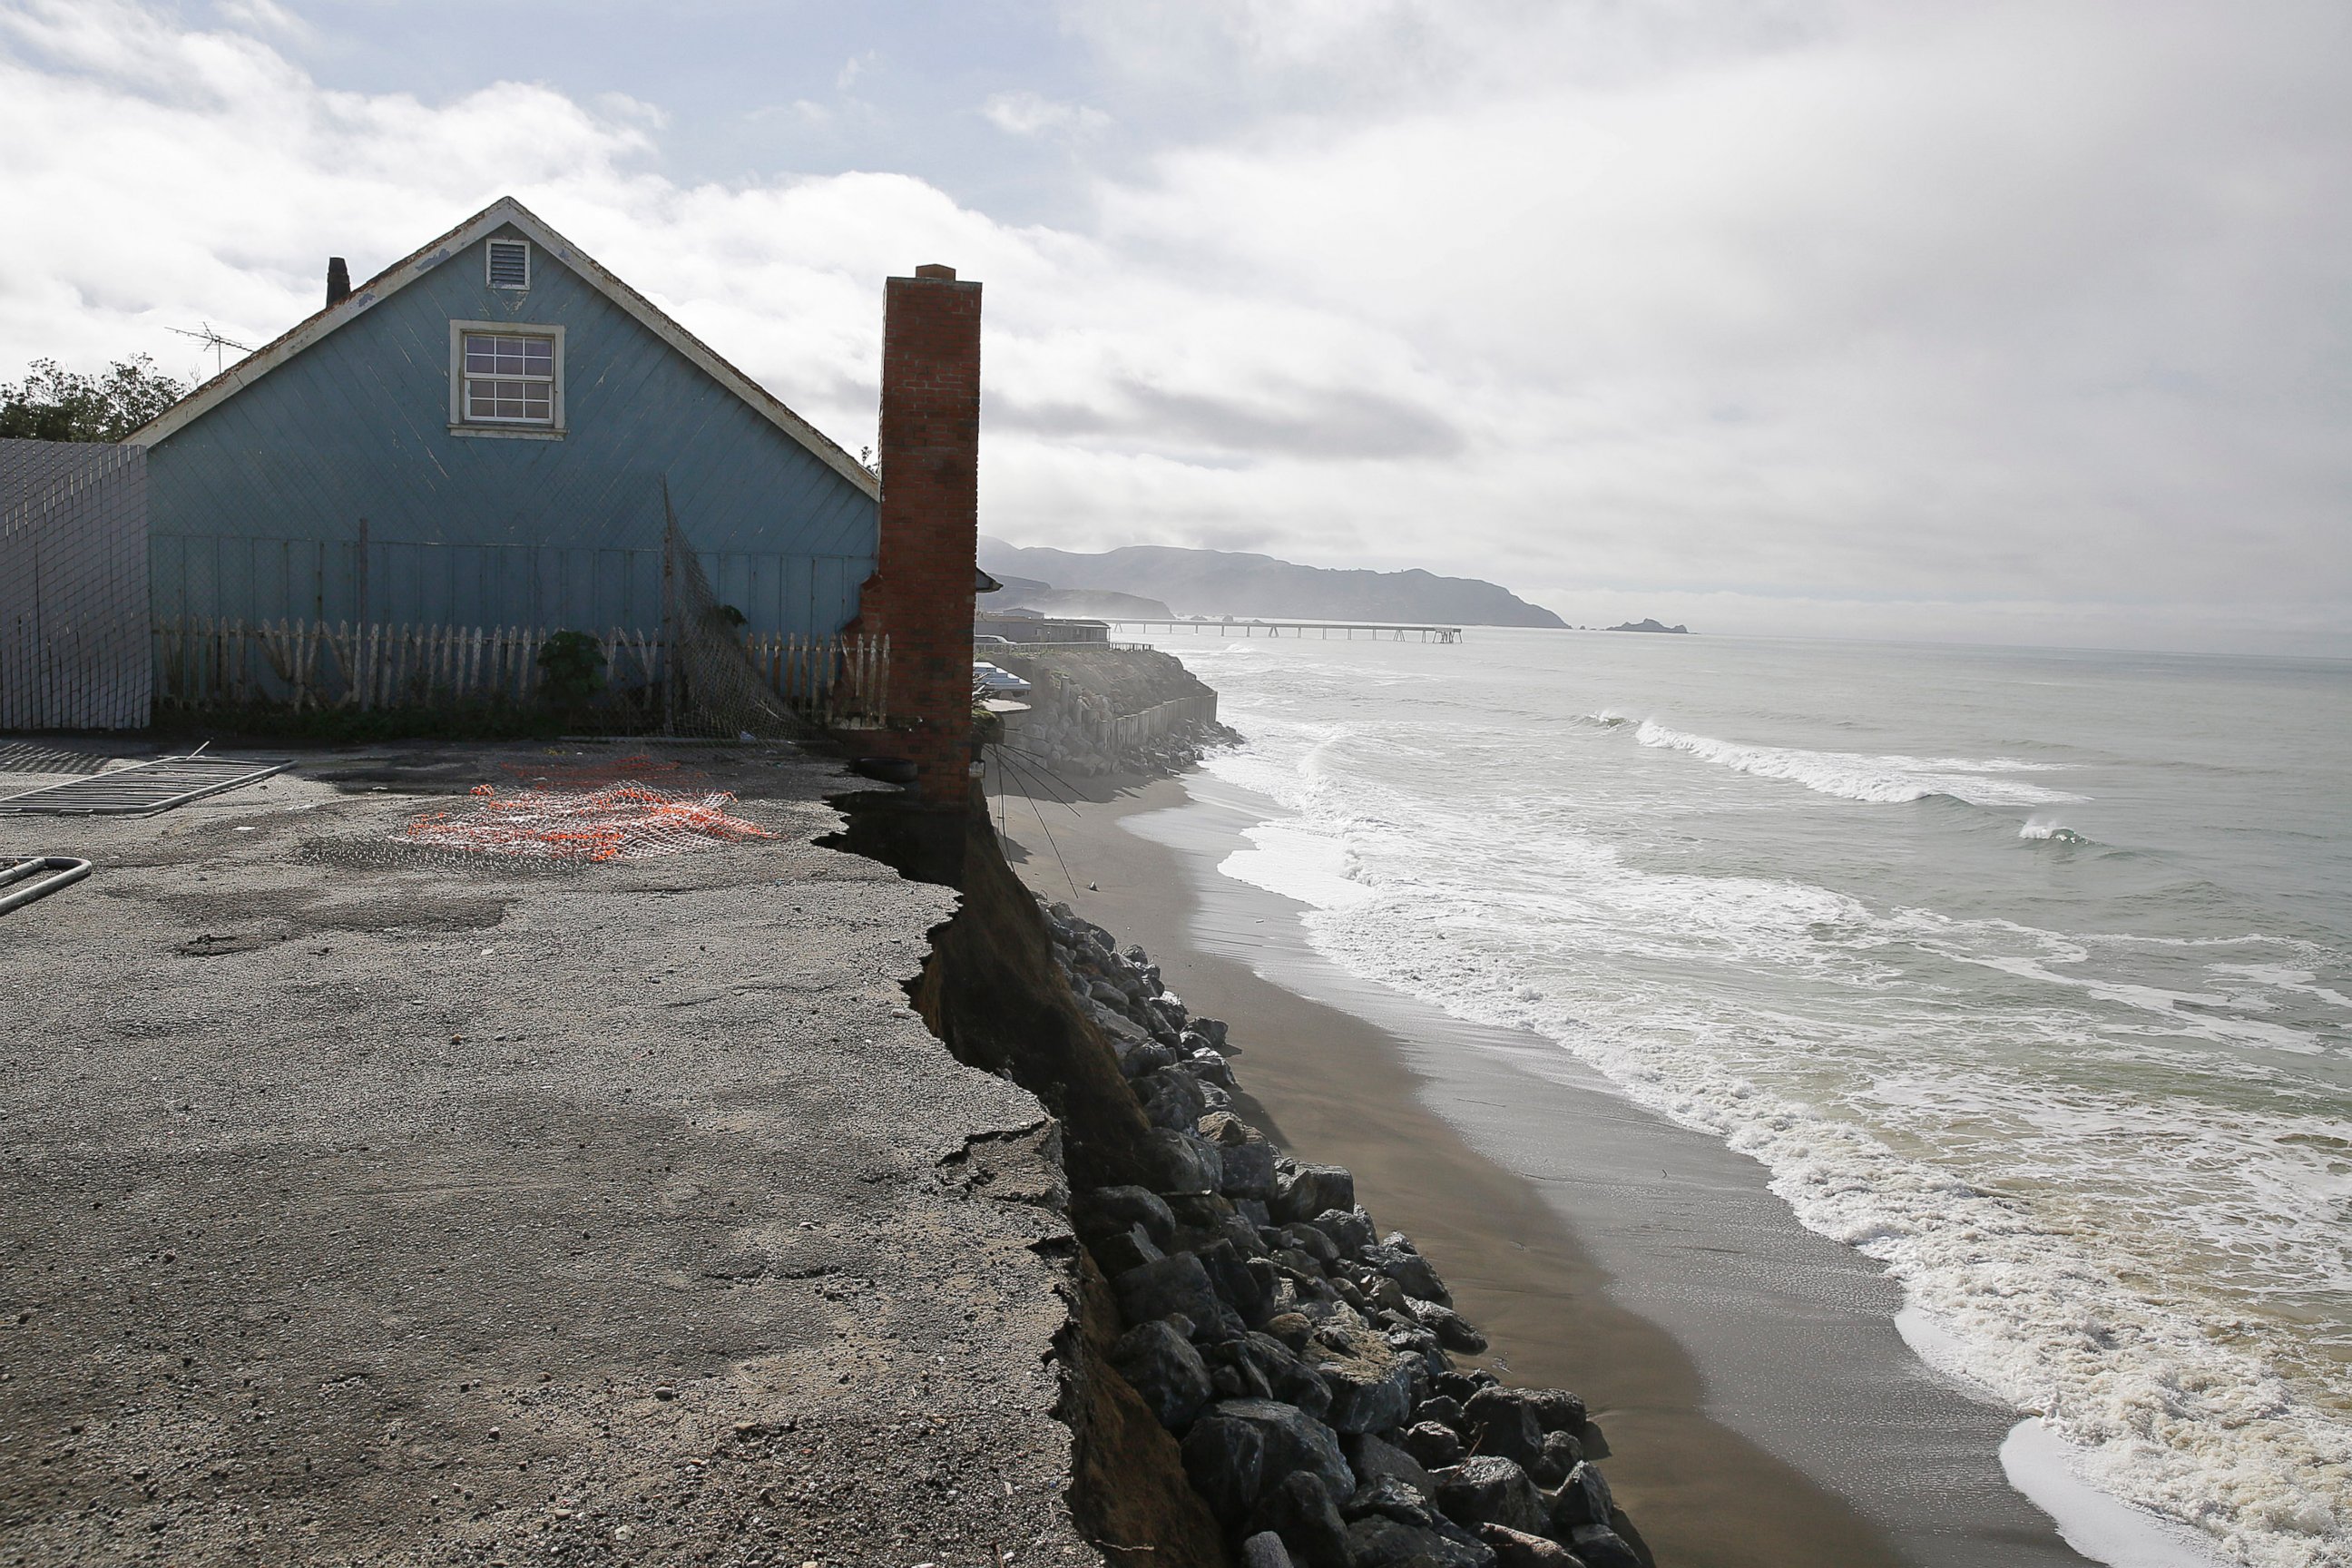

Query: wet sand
[990,766,2092,1568]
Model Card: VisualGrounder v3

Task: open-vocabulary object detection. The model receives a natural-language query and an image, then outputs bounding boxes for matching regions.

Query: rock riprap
[1041,896,1656,1568]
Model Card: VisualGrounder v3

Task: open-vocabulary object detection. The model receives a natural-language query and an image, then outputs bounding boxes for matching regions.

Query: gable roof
[127,196,879,501]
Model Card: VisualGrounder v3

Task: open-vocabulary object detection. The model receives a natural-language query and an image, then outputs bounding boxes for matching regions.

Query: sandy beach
[989,764,2094,1568]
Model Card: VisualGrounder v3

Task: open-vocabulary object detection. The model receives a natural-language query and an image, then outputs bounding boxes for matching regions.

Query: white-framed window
[486,238,531,290]
[447,320,564,437]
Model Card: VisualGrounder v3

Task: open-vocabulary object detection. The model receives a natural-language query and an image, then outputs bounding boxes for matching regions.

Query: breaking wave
[1625,718,2087,807]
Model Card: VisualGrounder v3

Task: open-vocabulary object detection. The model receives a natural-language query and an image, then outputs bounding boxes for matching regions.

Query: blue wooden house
[129,196,879,642]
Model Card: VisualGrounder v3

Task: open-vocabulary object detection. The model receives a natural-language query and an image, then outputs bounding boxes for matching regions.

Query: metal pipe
[0,857,93,916]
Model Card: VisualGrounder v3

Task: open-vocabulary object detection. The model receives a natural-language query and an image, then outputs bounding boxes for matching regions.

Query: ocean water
[1142,628,2352,1568]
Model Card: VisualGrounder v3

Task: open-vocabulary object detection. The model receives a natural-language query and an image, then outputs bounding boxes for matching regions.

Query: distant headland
[979,538,1567,629]
[1607,618,1691,634]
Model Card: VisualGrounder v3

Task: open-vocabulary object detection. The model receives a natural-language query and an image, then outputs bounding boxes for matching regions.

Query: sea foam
[1192,709,2352,1568]
[1297,879,2352,1568]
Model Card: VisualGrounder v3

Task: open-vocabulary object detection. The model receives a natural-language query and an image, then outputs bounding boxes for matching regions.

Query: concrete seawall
[987,645,1230,779]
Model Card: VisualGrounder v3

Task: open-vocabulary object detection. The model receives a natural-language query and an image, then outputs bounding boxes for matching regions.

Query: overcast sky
[3,0,2346,652]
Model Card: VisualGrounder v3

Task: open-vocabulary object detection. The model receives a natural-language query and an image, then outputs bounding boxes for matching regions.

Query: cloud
[1,0,2345,653]
[211,0,309,42]
[981,89,1110,140]
[997,380,1465,463]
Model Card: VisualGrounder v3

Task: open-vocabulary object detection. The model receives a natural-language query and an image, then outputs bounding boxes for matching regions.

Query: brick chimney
[855,263,983,806]
[326,257,351,309]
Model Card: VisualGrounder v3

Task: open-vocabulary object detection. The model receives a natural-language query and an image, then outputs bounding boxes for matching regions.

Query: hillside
[990,574,1177,620]
[978,539,1566,628]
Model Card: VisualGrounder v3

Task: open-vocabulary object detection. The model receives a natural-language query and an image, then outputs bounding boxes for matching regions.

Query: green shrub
[535,631,607,707]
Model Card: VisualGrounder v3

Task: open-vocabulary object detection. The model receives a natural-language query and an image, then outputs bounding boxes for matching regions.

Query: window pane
[464,376,554,424]
[460,328,555,425]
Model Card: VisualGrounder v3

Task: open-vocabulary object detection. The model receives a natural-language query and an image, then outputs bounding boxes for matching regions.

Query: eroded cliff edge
[841,797,1655,1568]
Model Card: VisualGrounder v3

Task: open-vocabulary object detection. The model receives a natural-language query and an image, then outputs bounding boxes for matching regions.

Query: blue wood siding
[146,223,877,638]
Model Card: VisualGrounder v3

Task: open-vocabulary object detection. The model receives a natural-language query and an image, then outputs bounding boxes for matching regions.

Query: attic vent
[485,239,530,290]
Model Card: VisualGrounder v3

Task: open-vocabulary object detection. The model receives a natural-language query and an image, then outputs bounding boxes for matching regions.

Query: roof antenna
[165,322,254,377]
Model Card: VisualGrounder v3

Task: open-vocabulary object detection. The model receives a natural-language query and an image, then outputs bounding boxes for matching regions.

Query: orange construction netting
[397,755,774,863]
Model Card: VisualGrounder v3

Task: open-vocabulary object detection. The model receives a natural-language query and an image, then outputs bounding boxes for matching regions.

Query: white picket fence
[151,617,889,725]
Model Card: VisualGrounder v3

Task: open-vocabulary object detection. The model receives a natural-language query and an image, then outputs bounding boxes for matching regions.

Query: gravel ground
[0,740,1103,1568]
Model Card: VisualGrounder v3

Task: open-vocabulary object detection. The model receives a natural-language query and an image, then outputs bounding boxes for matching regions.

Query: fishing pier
[1110,617,1464,644]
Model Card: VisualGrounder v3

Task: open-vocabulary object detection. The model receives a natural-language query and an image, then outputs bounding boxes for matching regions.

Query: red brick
[848,270,985,805]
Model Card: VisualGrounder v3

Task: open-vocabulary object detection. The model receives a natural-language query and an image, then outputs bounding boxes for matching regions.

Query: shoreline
[995,764,2099,1568]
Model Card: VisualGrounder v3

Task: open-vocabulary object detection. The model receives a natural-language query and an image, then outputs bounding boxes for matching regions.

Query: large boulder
[1115,1253,1222,1336]
[1217,1210,1274,1259]
[1270,1164,1357,1225]
[1199,1109,1254,1144]
[1524,1389,1587,1435]
[1075,1186,1177,1251]
[1245,1250,1283,1298]
[1110,1319,1213,1430]
[1367,1240,1453,1307]
[1274,1249,1329,1286]
[1410,1300,1489,1355]
[1384,1323,1446,1369]
[1246,1473,1349,1568]
[1304,1207,1377,1257]
[1202,1338,1274,1401]
[1529,1431,1583,1489]
[1342,1516,1495,1568]
[1433,1370,1497,1406]
[1263,1313,1315,1354]
[1566,1525,1642,1568]
[1218,1332,1328,1421]
[1217,1137,1278,1200]
[1605,1510,1654,1568]
[1347,1432,1439,1501]
[1139,1065,1210,1131]
[1279,1224,1342,1269]
[1141,1128,1223,1194]
[1087,1221,1163,1278]
[1316,1334,1419,1436]
[1544,1462,1612,1533]
[1188,1046,1238,1088]
[1163,1191,1243,1252]
[1122,1040,1180,1079]
[1200,1398,1356,1508]
[1240,1534,1296,1568]
[1476,1524,1581,1568]
[1401,1421,1465,1471]
[1433,1457,1550,1537]
[1414,1395,1465,1430]
[1197,1238,1275,1322]
[1461,1387,1545,1469]
[1343,1474,1440,1529]
[1181,1410,1269,1527]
